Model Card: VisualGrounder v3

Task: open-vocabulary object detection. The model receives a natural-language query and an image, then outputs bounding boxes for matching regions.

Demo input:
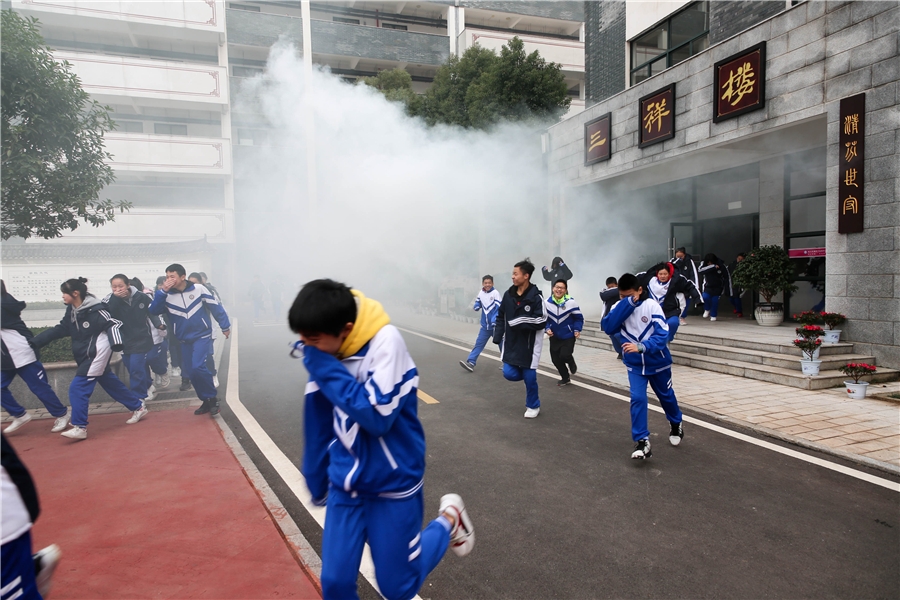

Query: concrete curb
[399,325,900,478]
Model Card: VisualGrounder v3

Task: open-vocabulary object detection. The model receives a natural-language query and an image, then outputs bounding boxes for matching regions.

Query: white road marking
[397,327,900,493]
[225,322,416,599]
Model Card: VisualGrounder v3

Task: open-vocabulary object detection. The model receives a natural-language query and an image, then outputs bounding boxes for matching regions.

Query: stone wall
[548,1,900,368]
[585,0,626,105]
[709,0,785,45]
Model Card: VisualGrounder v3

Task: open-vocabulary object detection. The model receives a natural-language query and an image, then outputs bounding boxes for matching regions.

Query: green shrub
[30,327,74,363]
[731,245,798,303]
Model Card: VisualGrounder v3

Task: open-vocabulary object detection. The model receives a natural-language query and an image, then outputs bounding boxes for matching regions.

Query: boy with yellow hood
[289,279,474,600]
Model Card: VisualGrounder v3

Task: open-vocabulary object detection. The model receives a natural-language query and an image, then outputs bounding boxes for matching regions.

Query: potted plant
[731,245,798,327]
[793,311,821,326]
[839,362,877,398]
[793,326,823,375]
[821,311,846,344]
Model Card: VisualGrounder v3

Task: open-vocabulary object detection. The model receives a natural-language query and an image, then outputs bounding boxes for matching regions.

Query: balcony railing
[311,19,449,66]
[226,8,303,47]
[56,52,227,108]
[57,209,233,243]
[104,134,232,176]
[13,0,225,36]
[460,28,584,72]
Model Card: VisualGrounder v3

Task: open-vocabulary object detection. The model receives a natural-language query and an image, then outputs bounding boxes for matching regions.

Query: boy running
[290,279,474,600]
[601,273,684,459]
[459,275,501,372]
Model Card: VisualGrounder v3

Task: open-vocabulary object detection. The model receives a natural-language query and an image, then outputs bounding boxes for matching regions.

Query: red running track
[6,408,321,599]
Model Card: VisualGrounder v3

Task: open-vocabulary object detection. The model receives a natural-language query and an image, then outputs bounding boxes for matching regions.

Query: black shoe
[570,364,577,376]
[194,399,210,415]
[631,438,652,459]
[180,378,193,391]
[616,354,623,361]
[208,399,220,416]
[558,378,571,387]
[669,421,684,446]
[459,360,475,372]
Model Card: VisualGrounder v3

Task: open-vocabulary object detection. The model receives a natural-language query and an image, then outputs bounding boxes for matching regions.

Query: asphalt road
[219,319,900,600]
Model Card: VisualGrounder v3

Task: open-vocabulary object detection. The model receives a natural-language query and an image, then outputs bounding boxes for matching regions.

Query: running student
[494,259,546,418]
[600,276,622,359]
[459,275,501,372]
[544,279,583,386]
[1,280,70,434]
[150,264,230,416]
[290,279,474,600]
[190,272,220,389]
[638,262,702,342]
[671,248,700,324]
[600,273,684,460]
[104,274,157,402]
[30,278,148,440]
[699,253,728,322]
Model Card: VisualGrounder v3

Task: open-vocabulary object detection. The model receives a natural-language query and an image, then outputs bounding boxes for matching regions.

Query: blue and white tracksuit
[301,324,450,600]
[699,260,729,318]
[493,284,546,410]
[30,297,143,427]
[1,292,67,420]
[104,287,155,399]
[146,319,168,377]
[149,283,230,402]
[466,288,501,365]
[601,296,683,442]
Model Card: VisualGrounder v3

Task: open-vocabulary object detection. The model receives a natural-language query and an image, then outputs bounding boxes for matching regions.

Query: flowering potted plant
[820,312,846,344]
[731,245,798,327]
[793,311,821,326]
[839,363,876,398]
[796,324,824,360]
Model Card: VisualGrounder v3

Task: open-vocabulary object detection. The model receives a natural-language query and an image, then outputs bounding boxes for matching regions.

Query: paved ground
[394,311,900,471]
[222,319,900,600]
[5,402,321,599]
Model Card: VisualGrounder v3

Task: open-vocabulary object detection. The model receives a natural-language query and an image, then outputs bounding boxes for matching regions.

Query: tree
[731,245,798,303]
[416,37,571,129]
[361,68,420,110]
[1,10,127,240]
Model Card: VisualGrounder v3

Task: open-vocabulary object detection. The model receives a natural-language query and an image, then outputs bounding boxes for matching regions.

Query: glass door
[669,222,697,259]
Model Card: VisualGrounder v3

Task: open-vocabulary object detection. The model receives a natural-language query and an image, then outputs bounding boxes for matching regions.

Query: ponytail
[61,277,90,299]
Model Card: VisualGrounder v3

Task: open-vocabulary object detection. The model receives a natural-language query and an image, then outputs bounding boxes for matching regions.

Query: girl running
[104,274,157,401]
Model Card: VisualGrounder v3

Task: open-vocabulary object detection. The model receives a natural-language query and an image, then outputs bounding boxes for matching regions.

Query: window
[382,23,408,30]
[116,120,143,133]
[630,2,709,86]
[333,16,360,25]
[154,123,188,136]
[232,65,264,78]
[228,3,260,11]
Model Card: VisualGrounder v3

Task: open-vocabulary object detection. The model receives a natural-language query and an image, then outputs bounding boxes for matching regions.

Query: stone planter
[800,359,821,376]
[755,302,784,327]
[823,329,842,344]
[844,381,869,399]
[6,355,125,409]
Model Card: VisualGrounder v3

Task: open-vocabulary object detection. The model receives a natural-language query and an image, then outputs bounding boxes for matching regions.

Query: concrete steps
[579,320,899,390]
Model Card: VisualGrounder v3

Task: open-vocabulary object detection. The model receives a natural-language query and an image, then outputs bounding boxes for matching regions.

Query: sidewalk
[394,311,900,473]
[4,402,321,600]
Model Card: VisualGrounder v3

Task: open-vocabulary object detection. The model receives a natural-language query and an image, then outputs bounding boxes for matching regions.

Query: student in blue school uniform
[544,278,584,386]
[30,278,148,440]
[289,279,474,600]
[1,280,70,434]
[459,275,501,372]
[601,273,685,460]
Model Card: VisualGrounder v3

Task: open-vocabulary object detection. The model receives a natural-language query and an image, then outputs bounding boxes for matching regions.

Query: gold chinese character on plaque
[721,62,755,106]
[843,168,859,187]
[842,196,858,215]
[843,114,859,135]
[844,140,858,162]
[643,99,670,134]
[588,130,607,152]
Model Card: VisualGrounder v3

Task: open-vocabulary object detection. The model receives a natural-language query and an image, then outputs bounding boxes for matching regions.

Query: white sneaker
[439,493,475,557]
[50,412,70,433]
[4,412,32,433]
[158,373,170,388]
[61,426,87,440]
[702,310,710,318]
[126,402,148,424]
[709,317,717,322]
[524,407,540,419]
[679,317,686,326]
[213,375,220,388]
[34,544,62,597]
[171,367,181,377]
[145,386,156,401]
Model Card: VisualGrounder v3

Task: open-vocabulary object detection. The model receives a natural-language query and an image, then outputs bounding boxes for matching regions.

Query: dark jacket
[31,296,124,377]
[699,259,729,296]
[728,261,743,296]
[493,283,547,369]
[103,287,154,355]
[638,272,702,319]
[671,253,700,289]
[541,257,573,282]
[1,291,38,370]
[599,287,619,329]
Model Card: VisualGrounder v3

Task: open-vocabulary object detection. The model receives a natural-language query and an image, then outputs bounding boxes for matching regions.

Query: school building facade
[546,1,899,368]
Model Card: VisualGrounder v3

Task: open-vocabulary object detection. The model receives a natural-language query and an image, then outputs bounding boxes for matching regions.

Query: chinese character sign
[584,113,611,166]
[839,93,865,234]
[713,42,766,123]
[638,84,675,148]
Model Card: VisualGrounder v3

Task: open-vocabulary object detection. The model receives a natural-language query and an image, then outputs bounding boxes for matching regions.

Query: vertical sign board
[713,42,766,122]
[638,84,675,148]
[584,113,611,166]
[839,93,865,233]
